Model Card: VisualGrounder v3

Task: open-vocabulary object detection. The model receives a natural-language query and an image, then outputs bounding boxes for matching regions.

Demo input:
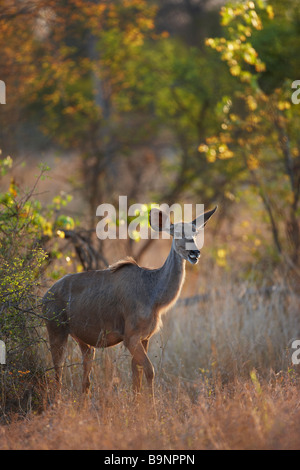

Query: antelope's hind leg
[46,320,69,394]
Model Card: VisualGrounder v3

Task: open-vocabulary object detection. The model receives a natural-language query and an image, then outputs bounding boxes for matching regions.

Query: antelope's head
[150,206,217,265]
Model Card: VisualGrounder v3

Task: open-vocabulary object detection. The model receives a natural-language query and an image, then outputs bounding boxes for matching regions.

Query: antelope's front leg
[131,339,149,394]
[127,336,155,401]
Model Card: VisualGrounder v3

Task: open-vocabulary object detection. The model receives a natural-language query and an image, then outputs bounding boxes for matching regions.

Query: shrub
[0,156,73,420]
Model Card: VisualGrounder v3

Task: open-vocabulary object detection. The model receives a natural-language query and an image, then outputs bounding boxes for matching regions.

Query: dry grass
[1,268,300,450]
[1,375,300,450]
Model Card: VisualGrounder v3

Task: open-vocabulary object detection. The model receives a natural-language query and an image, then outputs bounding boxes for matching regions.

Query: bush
[0,156,73,421]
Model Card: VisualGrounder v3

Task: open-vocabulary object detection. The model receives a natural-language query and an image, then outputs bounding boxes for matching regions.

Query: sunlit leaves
[0,0,159,149]
[0,155,13,177]
[220,1,263,29]
[203,0,300,262]
[55,215,75,231]
[0,156,74,255]
[0,154,78,388]
[247,154,260,170]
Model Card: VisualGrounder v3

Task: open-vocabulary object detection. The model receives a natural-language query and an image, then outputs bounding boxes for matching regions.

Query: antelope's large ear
[192,205,218,230]
[149,208,173,233]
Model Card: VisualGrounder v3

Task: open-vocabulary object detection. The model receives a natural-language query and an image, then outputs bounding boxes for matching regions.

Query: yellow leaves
[123,27,144,47]
[255,61,266,73]
[241,220,250,228]
[225,190,235,201]
[198,144,208,153]
[249,114,262,126]
[249,10,262,30]
[220,1,263,30]
[218,248,226,258]
[206,136,219,145]
[230,65,241,76]
[63,104,77,115]
[2,154,12,166]
[122,0,147,7]
[94,3,107,16]
[218,144,234,159]
[229,114,238,122]
[56,230,65,239]
[209,1,268,86]
[223,99,232,114]
[247,155,260,170]
[243,46,257,65]
[139,18,155,31]
[246,95,257,111]
[216,248,227,267]
[205,38,215,47]
[199,135,234,162]
[9,179,17,198]
[206,149,217,163]
[43,221,53,237]
[199,143,218,161]
[277,101,291,111]
[266,5,274,20]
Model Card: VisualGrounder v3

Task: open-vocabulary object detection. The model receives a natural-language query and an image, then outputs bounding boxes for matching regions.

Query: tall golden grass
[1,267,300,450]
[1,372,300,450]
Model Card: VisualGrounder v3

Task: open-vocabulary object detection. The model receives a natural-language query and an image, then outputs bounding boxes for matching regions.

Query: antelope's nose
[190,250,200,257]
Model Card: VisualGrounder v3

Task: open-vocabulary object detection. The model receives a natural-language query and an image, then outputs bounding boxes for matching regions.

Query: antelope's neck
[154,240,186,310]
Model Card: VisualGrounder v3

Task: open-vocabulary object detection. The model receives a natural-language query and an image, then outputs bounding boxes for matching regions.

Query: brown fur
[109,256,139,272]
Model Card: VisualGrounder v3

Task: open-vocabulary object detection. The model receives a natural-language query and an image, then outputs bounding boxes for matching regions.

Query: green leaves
[0,154,13,177]
[0,155,75,312]
[55,215,75,231]
[202,0,300,264]
[207,2,267,82]
[0,154,77,409]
